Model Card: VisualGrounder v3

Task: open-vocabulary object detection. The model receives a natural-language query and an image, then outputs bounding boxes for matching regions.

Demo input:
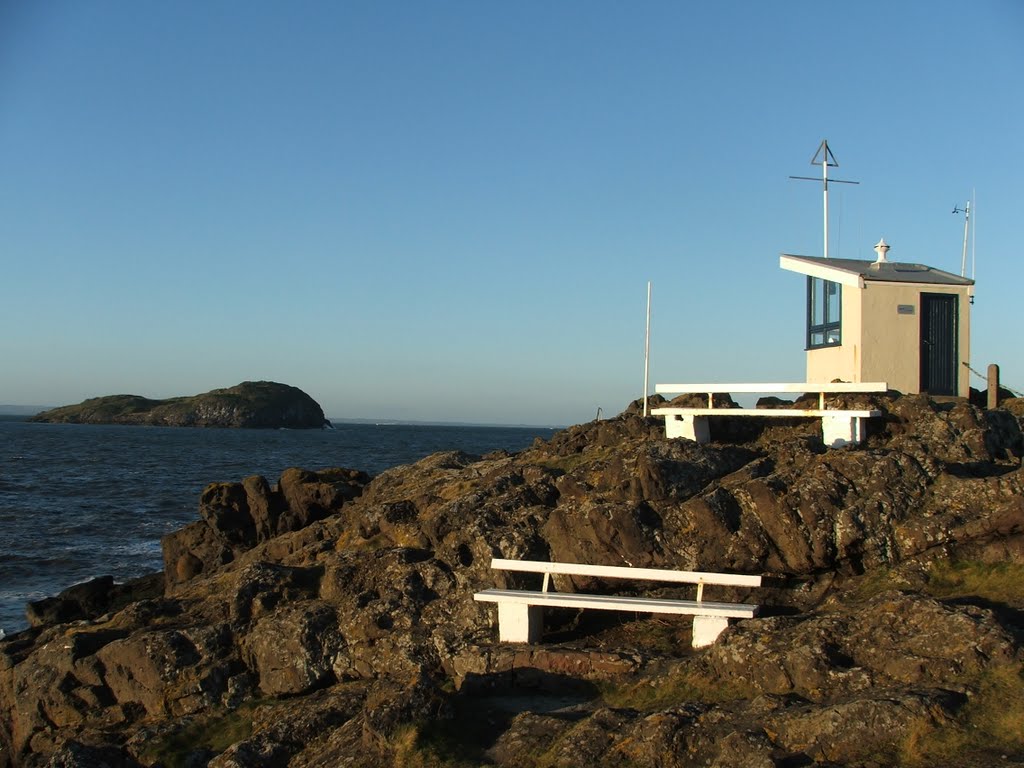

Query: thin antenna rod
[954,199,971,277]
[790,139,859,259]
[971,188,976,281]
[643,281,652,417]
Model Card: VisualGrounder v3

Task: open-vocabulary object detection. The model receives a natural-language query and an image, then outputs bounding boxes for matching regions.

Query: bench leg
[665,414,710,443]
[692,615,730,647]
[497,602,544,643]
[821,414,866,448]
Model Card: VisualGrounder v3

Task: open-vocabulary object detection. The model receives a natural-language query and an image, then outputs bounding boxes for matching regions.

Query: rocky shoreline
[2,392,1023,767]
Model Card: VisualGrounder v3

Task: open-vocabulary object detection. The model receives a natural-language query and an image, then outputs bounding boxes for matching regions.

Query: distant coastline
[0,405,47,417]
[3,406,563,430]
[329,417,563,430]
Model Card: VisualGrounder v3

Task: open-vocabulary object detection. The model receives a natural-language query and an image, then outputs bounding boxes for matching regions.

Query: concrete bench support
[822,412,869,448]
[497,601,543,643]
[692,615,730,648]
[663,412,711,442]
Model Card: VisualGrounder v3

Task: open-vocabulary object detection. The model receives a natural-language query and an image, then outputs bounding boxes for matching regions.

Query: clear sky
[2,1,1022,426]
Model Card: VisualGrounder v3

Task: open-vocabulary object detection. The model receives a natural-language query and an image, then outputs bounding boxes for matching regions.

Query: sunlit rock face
[3,392,1023,767]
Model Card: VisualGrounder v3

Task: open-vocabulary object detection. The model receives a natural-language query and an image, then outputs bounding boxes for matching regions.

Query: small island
[29,381,331,429]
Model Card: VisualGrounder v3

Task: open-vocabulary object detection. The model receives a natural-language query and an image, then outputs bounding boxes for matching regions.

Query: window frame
[806,276,842,349]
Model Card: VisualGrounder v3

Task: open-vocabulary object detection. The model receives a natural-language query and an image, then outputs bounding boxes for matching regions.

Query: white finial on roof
[873,238,890,264]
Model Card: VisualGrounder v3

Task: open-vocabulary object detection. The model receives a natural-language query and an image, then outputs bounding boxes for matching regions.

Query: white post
[971,189,976,280]
[822,143,829,259]
[643,281,652,417]
[960,199,970,277]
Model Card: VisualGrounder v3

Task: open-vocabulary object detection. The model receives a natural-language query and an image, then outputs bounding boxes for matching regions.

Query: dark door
[920,293,958,396]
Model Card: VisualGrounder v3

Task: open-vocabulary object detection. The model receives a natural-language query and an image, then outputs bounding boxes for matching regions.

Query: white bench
[474,558,761,648]
[651,382,887,448]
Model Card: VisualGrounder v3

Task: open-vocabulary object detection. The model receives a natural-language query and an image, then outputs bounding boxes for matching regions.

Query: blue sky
[1,1,1022,426]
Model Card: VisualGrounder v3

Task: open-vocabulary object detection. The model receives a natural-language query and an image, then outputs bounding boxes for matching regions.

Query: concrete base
[692,615,730,647]
[821,414,867,448]
[497,602,544,643]
[664,414,711,443]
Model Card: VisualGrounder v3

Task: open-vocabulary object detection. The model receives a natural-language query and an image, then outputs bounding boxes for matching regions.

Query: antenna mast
[642,281,652,417]
[953,199,971,277]
[971,188,976,280]
[790,139,859,259]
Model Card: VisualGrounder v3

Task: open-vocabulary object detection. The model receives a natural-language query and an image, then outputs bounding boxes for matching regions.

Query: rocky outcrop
[162,467,370,591]
[2,393,1023,767]
[24,574,163,629]
[29,382,331,429]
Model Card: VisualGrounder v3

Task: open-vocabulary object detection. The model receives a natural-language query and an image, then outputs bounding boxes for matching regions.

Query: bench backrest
[490,558,761,588]
[655,382,887,395]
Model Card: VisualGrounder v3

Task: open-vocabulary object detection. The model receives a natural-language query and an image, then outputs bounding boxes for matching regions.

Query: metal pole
[960,200,970,277]
[971,189,976,280]
[822,142,829,259]
[643,281,652,417]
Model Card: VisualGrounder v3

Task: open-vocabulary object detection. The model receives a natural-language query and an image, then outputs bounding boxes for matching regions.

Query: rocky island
[28,381,330,429]
[2,391,1023,767]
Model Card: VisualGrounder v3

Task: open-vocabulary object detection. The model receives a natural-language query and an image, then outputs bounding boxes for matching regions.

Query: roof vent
[873,238,890,264]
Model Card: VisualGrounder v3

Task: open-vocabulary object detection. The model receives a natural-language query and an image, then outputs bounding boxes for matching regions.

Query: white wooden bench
[651,382,887,448]
[474,558,761,648]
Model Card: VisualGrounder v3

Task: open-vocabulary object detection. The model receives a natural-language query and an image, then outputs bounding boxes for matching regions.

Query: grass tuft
[598,669,752,711]
[529,445,617,473]
[138,706,255,768]
[902,665,1024,765]
[391,721,485,768]
[924,560,1024,605]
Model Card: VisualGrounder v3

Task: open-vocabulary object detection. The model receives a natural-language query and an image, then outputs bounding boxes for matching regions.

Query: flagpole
[643,281,652,417]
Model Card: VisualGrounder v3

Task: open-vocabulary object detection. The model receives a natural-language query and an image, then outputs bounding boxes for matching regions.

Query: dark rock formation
[162,467,370,591]
[29,381,331,429]
[2,393,1023,767]
[24,574,163,629]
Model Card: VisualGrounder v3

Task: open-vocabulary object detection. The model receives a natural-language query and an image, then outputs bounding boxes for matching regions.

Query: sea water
[0,416,554,635]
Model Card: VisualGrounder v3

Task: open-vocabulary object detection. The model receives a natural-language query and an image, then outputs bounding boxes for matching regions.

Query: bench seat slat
[489,558,761,587]
[655,382,887,395]
[651,407,881,418]
[473,589,758,619]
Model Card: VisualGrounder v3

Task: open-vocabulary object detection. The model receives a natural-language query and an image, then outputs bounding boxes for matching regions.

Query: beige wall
[807,285,861,384]
[807,282,972,396]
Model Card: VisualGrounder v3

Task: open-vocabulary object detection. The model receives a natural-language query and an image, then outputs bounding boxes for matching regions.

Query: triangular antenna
[790,139,860,259]
[811,139,839,168]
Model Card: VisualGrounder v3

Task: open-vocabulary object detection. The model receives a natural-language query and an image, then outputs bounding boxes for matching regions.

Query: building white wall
[807,282,972,396]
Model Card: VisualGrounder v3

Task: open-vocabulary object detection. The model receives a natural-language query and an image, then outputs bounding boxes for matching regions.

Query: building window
[807,276,841,348]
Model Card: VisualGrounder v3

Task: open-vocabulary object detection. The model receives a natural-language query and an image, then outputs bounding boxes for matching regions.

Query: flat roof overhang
[779,254,864,288]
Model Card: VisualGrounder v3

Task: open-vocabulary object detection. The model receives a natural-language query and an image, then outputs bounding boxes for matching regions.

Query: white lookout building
[780,239,975,398]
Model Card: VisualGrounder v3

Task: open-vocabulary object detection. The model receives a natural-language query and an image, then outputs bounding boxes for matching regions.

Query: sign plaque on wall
[897,304,915,315]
